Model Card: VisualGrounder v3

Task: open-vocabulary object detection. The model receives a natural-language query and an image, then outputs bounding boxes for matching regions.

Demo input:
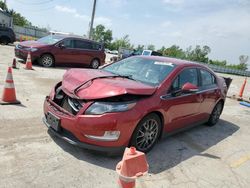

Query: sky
[4,0,250,67]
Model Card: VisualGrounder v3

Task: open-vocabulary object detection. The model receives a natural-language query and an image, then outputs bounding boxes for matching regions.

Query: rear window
[200,69,216,86]
[74,40,101,50]
[92,43,101,50]
[74,40,92,49]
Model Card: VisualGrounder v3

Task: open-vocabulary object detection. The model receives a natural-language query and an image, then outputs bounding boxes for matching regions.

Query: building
[0,8,13,27]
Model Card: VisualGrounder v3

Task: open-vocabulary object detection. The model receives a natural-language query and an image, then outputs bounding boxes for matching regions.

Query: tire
[39,54,55,67]
[0,37,10,45]
[207,102,223,126]
[90,59,100,69]
[130,114,161,153]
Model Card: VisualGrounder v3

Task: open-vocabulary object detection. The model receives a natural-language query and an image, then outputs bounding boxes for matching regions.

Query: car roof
[53,34,101,44]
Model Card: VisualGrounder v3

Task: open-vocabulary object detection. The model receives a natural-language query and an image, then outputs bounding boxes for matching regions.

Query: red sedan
[43,56,227,153]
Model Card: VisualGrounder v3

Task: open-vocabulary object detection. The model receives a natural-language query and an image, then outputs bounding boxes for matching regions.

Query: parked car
[43,56,227,153]
[15,35,105,68]
[0,26,16,45]
[110,50,118,55]
[142,50,162,56]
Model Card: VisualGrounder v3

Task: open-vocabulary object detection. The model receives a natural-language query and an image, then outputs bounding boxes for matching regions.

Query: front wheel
[39,54,55,67]
[0,37,10,45]
[90,59,100,69]
[207,102,223,126]
[130,114,161,153]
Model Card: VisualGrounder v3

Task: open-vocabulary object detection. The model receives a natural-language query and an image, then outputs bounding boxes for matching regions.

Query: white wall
[0,11,12,27]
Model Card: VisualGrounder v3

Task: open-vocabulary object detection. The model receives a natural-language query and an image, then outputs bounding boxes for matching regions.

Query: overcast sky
[6,0,250,66]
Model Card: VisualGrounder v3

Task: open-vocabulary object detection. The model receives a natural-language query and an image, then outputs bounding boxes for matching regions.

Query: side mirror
[182,82,198,93]
[58,43,65,49]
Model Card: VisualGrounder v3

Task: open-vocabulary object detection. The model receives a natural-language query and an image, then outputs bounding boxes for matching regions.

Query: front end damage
[43,80,153,152]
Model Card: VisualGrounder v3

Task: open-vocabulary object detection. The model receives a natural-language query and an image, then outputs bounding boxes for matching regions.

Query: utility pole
[88,0,97,39]
[4,0,7,5]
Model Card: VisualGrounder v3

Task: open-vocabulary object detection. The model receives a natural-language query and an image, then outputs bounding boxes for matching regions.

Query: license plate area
[47,112,61,132]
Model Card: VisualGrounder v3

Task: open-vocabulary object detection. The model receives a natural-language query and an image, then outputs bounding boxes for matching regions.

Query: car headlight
[85,101,136,115]
[30,48,38,52]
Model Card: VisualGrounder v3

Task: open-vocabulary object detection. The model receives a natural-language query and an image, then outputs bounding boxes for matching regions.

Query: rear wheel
[130,114,161,153]
[90,59,100,69]
[39,54,55,67]
[207,102,223,126]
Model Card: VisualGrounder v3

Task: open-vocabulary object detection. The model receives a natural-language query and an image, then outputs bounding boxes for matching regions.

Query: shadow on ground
[17,59,92,70]
[49,119,239,174]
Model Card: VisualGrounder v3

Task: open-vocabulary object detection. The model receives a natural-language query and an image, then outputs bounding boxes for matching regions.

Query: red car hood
[61,69,157,100]
[19,41,49,48]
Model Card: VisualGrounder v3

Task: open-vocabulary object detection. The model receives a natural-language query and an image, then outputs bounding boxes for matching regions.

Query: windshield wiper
[114,74,136,81]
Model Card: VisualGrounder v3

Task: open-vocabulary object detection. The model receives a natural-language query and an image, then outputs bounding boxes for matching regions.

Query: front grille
[53,87,84,115]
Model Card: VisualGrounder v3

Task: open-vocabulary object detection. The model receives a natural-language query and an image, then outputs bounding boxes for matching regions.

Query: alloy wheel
[211,103,222,124]
[41,55,54,67]
[91,59,100,69]
[135,119,159,151]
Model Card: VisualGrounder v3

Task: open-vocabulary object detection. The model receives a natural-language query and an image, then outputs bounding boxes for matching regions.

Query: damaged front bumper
[42,116,124,153]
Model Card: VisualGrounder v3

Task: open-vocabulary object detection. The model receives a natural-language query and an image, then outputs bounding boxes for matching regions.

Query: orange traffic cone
[116,147,148,188]
[0,67,21,105]
[25,52,33,70]
[238,78,247,99]
[12,58,18,69]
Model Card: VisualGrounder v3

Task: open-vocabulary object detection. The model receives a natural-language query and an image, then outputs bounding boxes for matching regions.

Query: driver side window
[169,68,198,93]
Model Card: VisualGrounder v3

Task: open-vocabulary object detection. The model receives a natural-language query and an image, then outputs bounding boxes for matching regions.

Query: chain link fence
[200,62,250,77]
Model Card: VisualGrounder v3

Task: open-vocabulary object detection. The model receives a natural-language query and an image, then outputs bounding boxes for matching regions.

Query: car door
[198,68,220,120]
[52,39,76,64]
[161,68,204,132]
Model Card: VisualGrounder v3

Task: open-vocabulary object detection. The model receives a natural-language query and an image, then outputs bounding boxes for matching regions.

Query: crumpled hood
[61,69,157,100]
[19,41,50,48]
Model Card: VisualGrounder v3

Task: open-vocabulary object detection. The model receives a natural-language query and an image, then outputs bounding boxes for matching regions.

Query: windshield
[37,35,65,45]
[102,57,177,86]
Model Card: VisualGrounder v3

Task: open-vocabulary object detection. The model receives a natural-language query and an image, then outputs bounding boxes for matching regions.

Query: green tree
[109,35,133,50]
[92,24,113,48]
[11,11,30,26]
[238,55,248,71]
[186,45,211,63]
[147,44,155,51]
[0,1,7,10]
[135,44,145,51]
[158,46,166,54]
[209,59,227,66]
[164,45,186,59]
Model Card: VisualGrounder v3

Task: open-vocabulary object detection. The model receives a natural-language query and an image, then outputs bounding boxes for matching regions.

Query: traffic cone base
[0,99,21,105]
